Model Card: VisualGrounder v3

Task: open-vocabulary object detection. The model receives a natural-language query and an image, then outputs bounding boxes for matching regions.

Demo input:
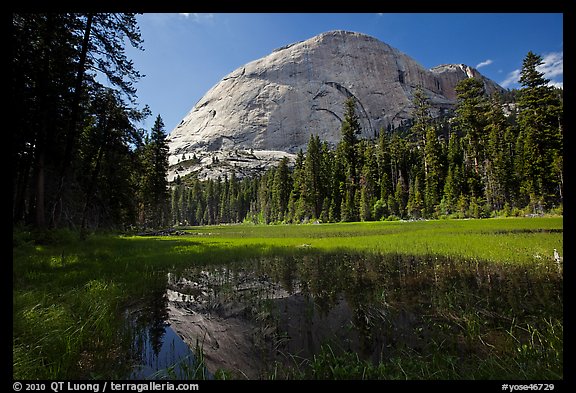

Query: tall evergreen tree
[359,142,378,221]
[376,129,393,204]
[271,158,291,222]
[441,131,464,215]
[407,176,424,219]
[302,135,323,219]
[219,175,230,223]
[288,150,305,222]
[484,93,512,211]
[140,115,170,228]
[205,179,217,224]
[319,141,333,221]
[12,13,145,229]
[424,126,442,217]
[78,88,144,231]
[516,51,563,210]
[12,14,80,228]
[411,87,433,174]
[329,150,345,223]
[454,77,488,198]
[339,98,361,222]
[394,175,407,219]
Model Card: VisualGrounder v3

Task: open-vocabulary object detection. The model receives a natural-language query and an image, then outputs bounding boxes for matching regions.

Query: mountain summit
[167,30,503,181]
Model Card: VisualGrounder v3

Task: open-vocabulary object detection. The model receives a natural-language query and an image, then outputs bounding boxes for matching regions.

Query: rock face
[429,63,498,101]
[168,30,503,181]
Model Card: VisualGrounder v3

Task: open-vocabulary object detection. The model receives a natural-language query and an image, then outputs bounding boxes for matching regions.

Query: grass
[12,216,563,379]
[257,251,562,380]
[180,217,563,264]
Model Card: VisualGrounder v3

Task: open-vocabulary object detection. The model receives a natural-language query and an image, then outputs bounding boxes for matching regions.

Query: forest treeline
[171,54,563,225]
[12,14,563,231]
[12,14,170,231]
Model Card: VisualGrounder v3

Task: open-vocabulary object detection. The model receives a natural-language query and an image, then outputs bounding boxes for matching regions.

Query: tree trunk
[32,14,56,229]
[80,141,106,235]
[13,152,33,224]
[34,151,46,229]
[51,13,93,227]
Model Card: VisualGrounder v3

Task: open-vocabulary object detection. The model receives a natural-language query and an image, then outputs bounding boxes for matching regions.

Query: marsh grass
[13,280,126,379]
[259,252,562,380]
[13,217,562,379]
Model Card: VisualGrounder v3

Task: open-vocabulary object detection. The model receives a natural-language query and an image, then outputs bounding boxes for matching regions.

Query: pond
[125,253,562,379]
[124,288,210,380]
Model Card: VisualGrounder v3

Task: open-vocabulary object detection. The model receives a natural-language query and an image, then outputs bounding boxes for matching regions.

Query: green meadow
[13,217,563,379]
[182,217,563,263]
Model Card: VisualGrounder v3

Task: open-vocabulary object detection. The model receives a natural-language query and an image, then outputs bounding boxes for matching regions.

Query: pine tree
[79,88,144,231]
[191,180,203,225]
[12,14,81,227]
[394,175,407,218]
[140,115,170,228]
[407,176,424,219]
[205,179,216,225]
[288,150,305,222]
[341,98,361,170]
[411,87,433,174]
[423,125,442,217]
[171,185,182,225]
[389,133,407,195]
[359,142,378,221]
[516,51,563,210]
[338,98,361,222]
[302,135,323,219]
[441,131,464,215]
[376,129,392,204]
[271,158,291,222]
[319,141,333,220]
[457,193,468,218]
[12,13,145,229]
[329,151,345,223]
[454,77,488,196]
[484,93,512,211]
[219,175,230,223]
[227,172,238,222]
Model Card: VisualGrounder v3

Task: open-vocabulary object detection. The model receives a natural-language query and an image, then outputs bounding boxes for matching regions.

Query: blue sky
[123,13,563,133]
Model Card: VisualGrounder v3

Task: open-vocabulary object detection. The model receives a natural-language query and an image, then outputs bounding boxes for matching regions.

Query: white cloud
[178,13,214,22]
[499,50,563,89]
[500,69,520,88]
[548,81,563,89]
[476,59,493,69]
[538,51,563,80]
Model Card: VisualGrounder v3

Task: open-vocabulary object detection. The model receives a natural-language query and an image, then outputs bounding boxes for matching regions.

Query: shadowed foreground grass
[12,217,562,379]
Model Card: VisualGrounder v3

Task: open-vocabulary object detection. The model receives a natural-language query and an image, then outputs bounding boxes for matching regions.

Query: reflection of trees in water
[278,256,296,294]
[131,286,169,358]
[262,254,389,354]
[342,257,380,356]
[298,255,341,316]
[164,252,562,376]
[147,289,169,356]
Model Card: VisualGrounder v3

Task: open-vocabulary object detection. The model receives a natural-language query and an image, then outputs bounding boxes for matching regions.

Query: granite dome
[167,30,503,180]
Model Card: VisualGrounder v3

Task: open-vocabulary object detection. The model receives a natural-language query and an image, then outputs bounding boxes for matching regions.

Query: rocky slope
[168,30,504,181]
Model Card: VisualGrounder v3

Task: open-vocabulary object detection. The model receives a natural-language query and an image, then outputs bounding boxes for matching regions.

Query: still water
[125,253,561,379]
[129,323,198,379]
[125,287,211,380]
